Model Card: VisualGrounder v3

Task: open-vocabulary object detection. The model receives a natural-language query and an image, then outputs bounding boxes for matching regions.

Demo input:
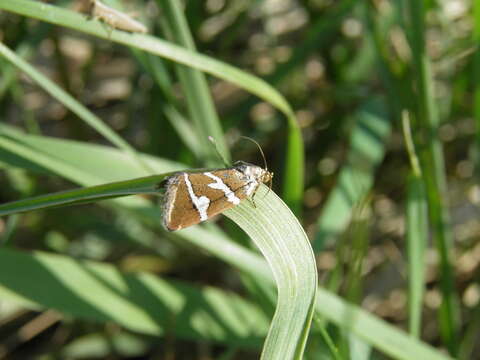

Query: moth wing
[162,170,255,231]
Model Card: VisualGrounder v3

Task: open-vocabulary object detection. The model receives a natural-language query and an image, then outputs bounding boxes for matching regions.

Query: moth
[162,139,273,231]
[88,0,148,34]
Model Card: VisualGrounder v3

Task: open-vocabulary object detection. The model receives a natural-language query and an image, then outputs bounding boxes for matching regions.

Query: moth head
[235,161,272,184]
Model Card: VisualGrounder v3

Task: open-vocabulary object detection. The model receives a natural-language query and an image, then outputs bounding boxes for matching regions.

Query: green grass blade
[0,248,270,347]
[474,0,480,173]
[404,1,459,354]
[406,173,428,337]
[283,120,304,215]
[315,290,453,360]
[313,98,390,250]
[60,332,150,359]
[157,0,228,165]
[134,52,202,155]
[403,111,427,337]
[0,175,165,216]
[225,186,317,360]
[0,124,182,184]
[0,42,152,174]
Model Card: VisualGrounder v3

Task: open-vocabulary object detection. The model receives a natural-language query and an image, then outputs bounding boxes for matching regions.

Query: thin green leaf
[0,124,182,184]
[225,186,317,360]
[403,0,459,354]
[403,110,427,337]
[406,173,428,337]
[0,42,152,174]
[0,248,270,347]
[314,97,391,251]
[314,290,453,360]
[473,0,480,173]
[158,0,228,165]
[0,175,165,216]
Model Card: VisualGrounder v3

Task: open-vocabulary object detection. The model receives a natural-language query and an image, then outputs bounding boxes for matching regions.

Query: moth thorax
[237,162,272,184]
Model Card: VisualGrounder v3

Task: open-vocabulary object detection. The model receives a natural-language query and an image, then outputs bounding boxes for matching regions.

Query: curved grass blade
[225,186,317,360]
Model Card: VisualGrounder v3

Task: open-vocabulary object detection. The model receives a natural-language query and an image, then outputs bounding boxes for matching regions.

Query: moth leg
[246,196,256,209]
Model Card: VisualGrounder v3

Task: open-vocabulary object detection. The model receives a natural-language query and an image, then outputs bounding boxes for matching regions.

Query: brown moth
[162,161,273,231]
[89,0,148,33]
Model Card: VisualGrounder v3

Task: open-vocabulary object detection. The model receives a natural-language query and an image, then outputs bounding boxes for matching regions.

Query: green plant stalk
[405,0,459,354]
[0,42,153,175]
[157,0,229,166]
[0,175,164,216]
[284,118,304,215]
[406,173,427,337]
[403,111,427,337]
[474,0,480,174]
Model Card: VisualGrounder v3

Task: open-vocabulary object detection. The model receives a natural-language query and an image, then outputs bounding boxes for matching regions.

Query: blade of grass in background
[157,0,228,166]
[0,0,304,214]
[403,111,427,337]
[403,1,459,354]
[0,42,153,175]
[0,22,50,100]
[313,97,390,251]
[0,248,270,347]
[473,0,480,174]
[59,332,151,359]
[314,290,453,360]
[133,52,203,155]
[406,173,427,336]
[0,124,183,183]
[458,304,480,360]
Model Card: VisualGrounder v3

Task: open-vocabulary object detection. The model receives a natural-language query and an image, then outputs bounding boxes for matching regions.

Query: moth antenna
[239,136,268,171]
[208,136,230,167]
